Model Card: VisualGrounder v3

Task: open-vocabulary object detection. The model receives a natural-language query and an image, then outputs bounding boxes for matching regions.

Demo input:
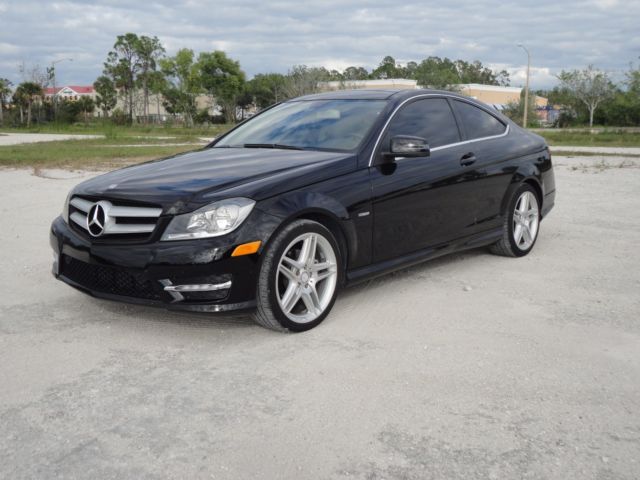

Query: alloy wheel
[276,232,338,323]
[513,191,539,250]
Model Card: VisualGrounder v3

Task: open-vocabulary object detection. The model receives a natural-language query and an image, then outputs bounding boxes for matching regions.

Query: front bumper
[50,214,278,313]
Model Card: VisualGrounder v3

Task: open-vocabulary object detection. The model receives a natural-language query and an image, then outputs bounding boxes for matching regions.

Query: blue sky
[1,0,638,89]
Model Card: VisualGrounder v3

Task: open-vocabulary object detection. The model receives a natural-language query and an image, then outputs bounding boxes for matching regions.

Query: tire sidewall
[262,220,342,332]
[506,185,540,257]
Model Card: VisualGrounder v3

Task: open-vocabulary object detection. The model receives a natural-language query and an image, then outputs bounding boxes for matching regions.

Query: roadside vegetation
[536,129,640,147]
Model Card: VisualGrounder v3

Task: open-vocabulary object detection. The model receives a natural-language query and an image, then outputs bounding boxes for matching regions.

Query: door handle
[460,152,476,166]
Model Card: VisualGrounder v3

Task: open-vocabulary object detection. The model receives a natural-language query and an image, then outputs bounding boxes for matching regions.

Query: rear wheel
[490,184,541,257]
[253,220,341,332]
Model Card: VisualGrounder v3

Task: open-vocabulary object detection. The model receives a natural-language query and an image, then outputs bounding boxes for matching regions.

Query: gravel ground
[0,156,639,479]
[0,133,103,145]
[550,146,640,155]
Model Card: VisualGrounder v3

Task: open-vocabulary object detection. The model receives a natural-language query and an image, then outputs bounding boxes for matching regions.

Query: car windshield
[214,99,387,152]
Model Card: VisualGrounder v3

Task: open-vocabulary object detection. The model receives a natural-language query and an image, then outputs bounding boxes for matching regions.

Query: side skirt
[345,227,503,286]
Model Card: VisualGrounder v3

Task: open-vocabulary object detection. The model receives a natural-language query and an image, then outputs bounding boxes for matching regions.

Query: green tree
[197,51,245,123]
[246,73,287,108]
[414,56,509,90]
[370,56,402,79]
[282,65,328,99]
[414,57,461,90]
[0,78,12,125]
[342,66,369,81]
[77,96,95,124]
[401,61,418,79]
[501,89,539,127]
[592,64,640,126]
[13,81,43,126]
[160,48,200,126]
[135,35,165,122]
[93,75,117,117]
[104,33,143,122]
[557,65,615,127]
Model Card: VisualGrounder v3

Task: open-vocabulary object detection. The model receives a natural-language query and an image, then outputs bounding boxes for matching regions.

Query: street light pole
[50,58,73,120]
[517,44,531,128]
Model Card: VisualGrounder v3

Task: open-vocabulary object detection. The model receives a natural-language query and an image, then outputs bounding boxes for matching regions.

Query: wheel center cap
[300,272,310,284]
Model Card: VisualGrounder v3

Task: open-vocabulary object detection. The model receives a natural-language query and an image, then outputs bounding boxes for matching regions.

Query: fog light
[159,279,232,302]
[163,282,232,292]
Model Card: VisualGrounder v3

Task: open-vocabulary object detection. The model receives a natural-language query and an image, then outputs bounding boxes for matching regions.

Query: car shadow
[82,247,490,332]
[90,298,257,330]
[338,247,489,300]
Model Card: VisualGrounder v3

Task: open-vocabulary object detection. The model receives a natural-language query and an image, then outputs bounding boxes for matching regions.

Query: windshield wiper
[242,143,305,150]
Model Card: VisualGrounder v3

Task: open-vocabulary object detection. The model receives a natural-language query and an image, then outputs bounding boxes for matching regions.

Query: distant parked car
[50,89,555,331]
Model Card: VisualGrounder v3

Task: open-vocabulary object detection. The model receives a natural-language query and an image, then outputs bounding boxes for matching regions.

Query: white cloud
[0,0,638,89]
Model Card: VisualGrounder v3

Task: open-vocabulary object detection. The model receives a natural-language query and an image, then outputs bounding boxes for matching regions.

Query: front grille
[69,196,162,242]
[61,255,164,301]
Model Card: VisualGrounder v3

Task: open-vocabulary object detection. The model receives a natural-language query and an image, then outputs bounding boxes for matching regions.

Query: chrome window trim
[368,93,509,167]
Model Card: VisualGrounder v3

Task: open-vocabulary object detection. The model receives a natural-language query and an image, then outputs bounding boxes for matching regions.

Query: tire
[490,184,541,257]
[252,219,342,332]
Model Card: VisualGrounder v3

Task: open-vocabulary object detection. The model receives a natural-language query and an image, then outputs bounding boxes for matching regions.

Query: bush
[110,108,130,126]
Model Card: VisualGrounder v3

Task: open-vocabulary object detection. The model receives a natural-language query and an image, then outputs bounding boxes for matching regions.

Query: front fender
[256,190,362,269]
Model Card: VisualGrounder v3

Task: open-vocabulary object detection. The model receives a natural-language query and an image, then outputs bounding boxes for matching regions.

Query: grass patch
[0,122,233,139]
[0,123,235,169]
[537,130,640,147]
[0,139,201,169]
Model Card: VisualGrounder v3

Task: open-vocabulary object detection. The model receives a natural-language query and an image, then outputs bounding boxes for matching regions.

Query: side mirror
[382,135,430,162]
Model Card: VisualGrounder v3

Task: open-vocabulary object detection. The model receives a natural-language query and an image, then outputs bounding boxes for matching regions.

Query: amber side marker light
[231,240,262,257]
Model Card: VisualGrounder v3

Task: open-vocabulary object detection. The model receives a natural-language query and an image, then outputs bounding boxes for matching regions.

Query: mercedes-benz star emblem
[87,203,107,237]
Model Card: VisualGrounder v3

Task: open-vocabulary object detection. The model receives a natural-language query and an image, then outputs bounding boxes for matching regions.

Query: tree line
[90,34,512,126]
[0,32,639,128]
[0,33,512,127]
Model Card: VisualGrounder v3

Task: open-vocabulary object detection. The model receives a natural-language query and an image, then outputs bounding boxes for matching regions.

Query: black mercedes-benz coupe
[50,89,555,331]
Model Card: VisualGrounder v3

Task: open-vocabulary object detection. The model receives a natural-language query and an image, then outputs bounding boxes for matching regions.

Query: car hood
[73,147,357,213]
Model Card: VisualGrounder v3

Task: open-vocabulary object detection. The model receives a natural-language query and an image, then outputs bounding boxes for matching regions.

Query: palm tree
[14,82,43,127]
[0,78,12,125]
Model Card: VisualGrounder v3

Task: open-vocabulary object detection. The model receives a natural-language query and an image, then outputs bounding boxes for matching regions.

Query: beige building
[320,79,418,91]
[459,84,547,108]
[319,79,547,109]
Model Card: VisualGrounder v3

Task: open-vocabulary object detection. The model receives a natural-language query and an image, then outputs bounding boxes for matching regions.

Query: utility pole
[50,58,73,120]
[517,44,531,128]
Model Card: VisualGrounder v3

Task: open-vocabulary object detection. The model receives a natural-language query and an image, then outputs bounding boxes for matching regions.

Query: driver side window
[384,98,461,149]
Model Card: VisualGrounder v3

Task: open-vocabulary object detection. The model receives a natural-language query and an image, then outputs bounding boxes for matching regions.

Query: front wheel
[490,184,541,257]
[253,219,342,332]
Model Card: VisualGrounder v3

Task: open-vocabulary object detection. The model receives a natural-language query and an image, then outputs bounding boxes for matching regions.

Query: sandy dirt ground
[0,156,639,479]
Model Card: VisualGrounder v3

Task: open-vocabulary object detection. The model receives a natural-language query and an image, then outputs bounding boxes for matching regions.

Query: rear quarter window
[452,100,506,140]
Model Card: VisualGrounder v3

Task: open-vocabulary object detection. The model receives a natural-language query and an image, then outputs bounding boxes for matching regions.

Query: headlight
[62,191,72,224]
[161,198,255,241]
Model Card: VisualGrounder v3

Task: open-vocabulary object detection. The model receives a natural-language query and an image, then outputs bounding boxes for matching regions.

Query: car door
[449,99,512,235]
[370,97,478,262]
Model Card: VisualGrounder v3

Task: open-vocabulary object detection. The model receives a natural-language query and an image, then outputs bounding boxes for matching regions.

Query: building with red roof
[43,85,95,101]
